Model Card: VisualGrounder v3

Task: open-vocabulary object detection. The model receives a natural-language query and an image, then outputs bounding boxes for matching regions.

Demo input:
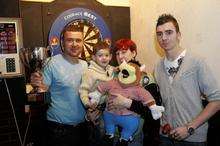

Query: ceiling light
[96,0,130,7]
[21,0,55,2]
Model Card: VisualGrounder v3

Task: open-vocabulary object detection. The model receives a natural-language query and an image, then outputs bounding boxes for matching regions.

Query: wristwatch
[187,126,195,135]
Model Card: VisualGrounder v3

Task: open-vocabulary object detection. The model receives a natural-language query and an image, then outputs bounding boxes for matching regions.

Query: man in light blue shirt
[44,54,87,125]
[31,23,88,146]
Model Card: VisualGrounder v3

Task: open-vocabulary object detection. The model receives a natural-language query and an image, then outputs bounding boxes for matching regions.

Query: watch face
[188,127,195,135]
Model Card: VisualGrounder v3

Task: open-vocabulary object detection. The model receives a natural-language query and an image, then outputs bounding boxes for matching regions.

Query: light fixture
[21,0,55,2]
[96,0,130,7]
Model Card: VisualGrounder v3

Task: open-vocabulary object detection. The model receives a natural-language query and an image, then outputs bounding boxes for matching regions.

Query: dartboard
[48,7,111,60]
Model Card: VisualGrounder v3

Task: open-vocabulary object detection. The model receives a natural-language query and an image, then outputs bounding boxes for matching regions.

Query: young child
[79,41,114,108]
[79,41,114,146]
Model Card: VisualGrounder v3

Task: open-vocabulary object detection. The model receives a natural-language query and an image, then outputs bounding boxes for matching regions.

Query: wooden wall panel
[0,0,20,17]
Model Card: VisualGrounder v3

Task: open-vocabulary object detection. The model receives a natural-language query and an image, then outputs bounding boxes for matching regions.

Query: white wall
[130,0,220,84]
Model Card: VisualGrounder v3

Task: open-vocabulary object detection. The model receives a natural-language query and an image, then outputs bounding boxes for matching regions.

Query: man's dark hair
[61,23,83,41]
[156,14,180,33]
[63,23,83,33]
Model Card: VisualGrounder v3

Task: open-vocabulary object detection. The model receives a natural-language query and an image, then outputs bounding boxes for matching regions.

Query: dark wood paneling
[0,0,20,17]
[108,6,130,44]
[20,2,44,47]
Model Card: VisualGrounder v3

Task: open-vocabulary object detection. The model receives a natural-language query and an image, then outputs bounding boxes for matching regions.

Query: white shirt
[164,50,186,83]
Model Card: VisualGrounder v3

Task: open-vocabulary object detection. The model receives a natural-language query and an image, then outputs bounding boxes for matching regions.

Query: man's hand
[107,93,132,111]
[169,126,189,140]
[30,72,48,92]
[149,104,165,120]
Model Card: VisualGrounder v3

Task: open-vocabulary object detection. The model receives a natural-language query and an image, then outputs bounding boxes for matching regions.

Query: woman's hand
[107,93,132,111]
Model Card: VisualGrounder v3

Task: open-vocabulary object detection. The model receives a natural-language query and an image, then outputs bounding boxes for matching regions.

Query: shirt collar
[164,49,186,69]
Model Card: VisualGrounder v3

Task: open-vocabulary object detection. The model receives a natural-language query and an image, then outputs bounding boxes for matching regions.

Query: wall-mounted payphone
[0,17,23,76]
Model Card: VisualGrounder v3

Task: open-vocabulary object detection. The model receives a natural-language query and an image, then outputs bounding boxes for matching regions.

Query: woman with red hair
[109,38,162,146]
[114,39,137,65]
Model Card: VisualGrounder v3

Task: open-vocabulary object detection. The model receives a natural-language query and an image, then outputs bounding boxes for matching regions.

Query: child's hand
[86,109,101,125]
[113,66,120,73]
[89,102,98,111]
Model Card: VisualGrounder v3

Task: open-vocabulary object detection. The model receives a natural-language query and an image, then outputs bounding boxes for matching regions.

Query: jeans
[128,118,144,146]
[103,111,140,140]
[88,117,105,146]
[112,118,144,146]
[128,131,143,146]
[46,120,89,146]
[159,135,207,146]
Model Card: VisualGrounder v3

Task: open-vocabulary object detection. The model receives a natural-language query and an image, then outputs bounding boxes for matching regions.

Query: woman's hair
[93,41,111,55]
[114,38,137,54]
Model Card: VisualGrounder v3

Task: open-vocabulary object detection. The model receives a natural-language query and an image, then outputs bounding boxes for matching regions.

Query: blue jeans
[103,111,140,140]
[159,135,207,146]
[128,130,143,146]
[113,128,143,146]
